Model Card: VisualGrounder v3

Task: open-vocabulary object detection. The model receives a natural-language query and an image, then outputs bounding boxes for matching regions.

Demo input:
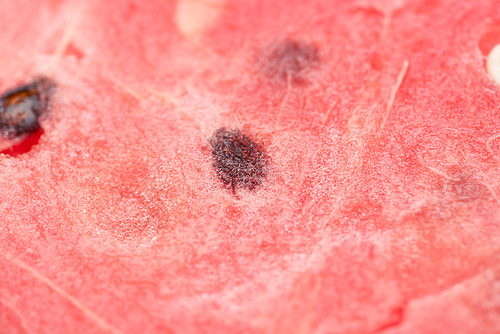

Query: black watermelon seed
[210,128,270,193]
[0,77,55,139]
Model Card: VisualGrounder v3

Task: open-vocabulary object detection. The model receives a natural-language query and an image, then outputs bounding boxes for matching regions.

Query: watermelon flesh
[1,0,500,333]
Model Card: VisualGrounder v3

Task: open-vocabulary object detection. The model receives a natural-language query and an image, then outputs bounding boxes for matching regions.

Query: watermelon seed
[0,77,55,156]
[261,39,320,84]
[209,128,269,194]
[175,0,225,38]
[0,77,55,139]
[487,43,500,86]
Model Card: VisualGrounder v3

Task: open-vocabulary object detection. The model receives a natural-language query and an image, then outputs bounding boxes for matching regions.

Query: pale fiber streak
[0,249,123,334]
[0,296,33,334]
[54,2,87,59]
[380,60,409,135]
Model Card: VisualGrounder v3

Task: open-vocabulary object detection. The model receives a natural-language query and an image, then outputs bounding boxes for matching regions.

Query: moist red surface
[1,0,500,333]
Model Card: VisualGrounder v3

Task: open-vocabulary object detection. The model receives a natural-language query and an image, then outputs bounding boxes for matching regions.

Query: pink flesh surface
[1,0,500,333]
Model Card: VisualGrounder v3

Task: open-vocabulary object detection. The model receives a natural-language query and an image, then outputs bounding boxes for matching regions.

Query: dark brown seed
[209,128,270,193]
[0,77,55,139]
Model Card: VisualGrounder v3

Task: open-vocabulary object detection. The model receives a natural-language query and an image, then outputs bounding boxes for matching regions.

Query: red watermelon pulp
[1,0,500,333]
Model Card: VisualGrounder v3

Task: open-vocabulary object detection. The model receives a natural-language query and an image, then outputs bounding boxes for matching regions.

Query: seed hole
[259,38,321,85]
[0,129,44,157]
[63,42,85,60]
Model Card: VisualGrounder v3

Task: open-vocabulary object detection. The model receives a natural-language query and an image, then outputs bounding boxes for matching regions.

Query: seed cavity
[261,38,320,84]
[443,168,490,202]
[0,77,55,139]
[209,127,270,193]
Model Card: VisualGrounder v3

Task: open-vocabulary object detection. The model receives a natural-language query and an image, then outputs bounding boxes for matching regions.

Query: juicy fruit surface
[1,0,500,333]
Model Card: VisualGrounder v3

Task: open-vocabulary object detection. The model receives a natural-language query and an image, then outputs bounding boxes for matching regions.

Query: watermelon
[1,0,500,333]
